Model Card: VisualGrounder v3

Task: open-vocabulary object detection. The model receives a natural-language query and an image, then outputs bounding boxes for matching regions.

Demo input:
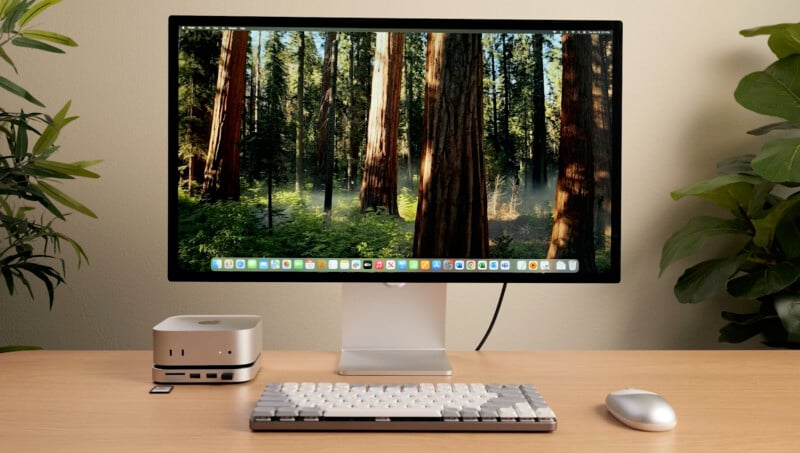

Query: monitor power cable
[474,282,508,351]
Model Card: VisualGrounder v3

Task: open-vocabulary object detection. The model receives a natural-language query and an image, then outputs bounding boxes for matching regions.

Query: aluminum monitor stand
[339,283,452,376]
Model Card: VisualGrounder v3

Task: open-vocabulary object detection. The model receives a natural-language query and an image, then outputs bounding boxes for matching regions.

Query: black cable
[475,282,508,351]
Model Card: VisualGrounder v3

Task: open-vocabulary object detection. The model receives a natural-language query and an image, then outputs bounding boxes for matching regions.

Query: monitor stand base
[339,349,452,376]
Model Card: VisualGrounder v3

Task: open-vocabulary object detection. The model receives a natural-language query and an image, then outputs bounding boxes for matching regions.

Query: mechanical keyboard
[249,382,557,432]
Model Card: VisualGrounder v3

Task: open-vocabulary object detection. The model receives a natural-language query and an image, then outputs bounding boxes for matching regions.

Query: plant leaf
[734,55,800,123]
[18,0,60,28]
[727,261,800,299]
[752,196,800,247]
[20,29,76,47]
[11,36,65,54]
[660,216,748,275]
[32,101,76,155]
[674,256,747,304]
[34,180,97,218]
[774,199,800,259]
[747,121,800,136]
[716,154,757,175]
[0,45,17,72]
[751,138,800,183]
[671,174,763,211]
[740,23,797,37]
[0,74,44,107]
[33,160,100,179]
[767,24,800,59]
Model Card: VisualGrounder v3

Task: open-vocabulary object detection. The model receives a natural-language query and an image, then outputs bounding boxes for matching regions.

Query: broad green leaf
[734,55,800,123]
[716,154,756,175]
[767,24,800,58]
[774,295,800,343]
[18,0,60,28]
[11,36,65,54]
[0,74,44,107]
[21,29,76,47]
[752,197,800,247]
[35,180,97,218]
[660,216,748,275]
[740,23,800,58]
[674,256,747,304]
[33,160,100,179]
[740,23,797,37]
[752,138,800,183]
[747,121,800,136]
[671,174,763,211]
[727,261,800,299]
[774,200,800,259]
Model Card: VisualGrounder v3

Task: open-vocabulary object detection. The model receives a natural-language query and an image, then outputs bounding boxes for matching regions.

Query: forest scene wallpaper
[174,22,618,276]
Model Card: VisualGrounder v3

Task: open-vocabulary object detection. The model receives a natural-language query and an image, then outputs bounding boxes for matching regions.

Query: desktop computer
[169,15,621,430]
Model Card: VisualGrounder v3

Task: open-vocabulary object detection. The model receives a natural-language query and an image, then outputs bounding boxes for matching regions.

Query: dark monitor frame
[167,16,622,285]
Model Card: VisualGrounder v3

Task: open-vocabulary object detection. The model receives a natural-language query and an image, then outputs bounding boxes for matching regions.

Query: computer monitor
[169,16,622,375]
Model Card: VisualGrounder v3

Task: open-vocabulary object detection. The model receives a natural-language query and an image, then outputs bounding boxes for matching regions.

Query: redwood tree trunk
[314,32,336,190]
[360,32,404,215]
[202,29,248,201]
[413,33,488,258]
[547,33,596,273]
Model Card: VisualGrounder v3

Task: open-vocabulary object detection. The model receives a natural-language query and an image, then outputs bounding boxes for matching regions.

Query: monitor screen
[168,16,621,285]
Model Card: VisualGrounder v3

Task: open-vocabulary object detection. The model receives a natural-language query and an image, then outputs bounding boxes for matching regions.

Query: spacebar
[323,408,443,418]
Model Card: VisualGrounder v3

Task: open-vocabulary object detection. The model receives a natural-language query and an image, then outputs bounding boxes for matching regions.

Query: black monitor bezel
[168,15,622,284]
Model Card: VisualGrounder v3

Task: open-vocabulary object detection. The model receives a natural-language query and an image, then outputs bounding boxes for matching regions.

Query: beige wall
[1,0,793,350]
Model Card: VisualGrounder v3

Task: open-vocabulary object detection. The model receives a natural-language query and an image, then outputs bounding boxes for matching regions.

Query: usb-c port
[189,373,201,379]
[207,373,218,379]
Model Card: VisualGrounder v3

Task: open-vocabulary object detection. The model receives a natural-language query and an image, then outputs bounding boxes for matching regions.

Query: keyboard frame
[249,382,558,432]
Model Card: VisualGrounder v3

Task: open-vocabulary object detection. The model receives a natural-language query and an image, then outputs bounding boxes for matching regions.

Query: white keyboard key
[498,407,518,421]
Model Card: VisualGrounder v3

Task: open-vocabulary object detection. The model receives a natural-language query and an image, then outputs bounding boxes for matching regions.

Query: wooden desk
[1,350,798,452]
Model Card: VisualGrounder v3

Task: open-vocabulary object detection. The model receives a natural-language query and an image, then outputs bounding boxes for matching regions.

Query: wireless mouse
[605,388,676,431]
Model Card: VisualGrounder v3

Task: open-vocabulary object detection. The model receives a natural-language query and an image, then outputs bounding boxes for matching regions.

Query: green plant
[660,22,800,347]
[1,0,100,308]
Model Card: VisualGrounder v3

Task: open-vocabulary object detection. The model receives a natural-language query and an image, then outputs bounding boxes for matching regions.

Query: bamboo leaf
[0,74,44,107]
[11,36,64,54]
[18,0,60,28]
[33,160,100,179]
[1,0,28,34]
[32,101,75,155]
[13,117,27,161]
[0,45,17,72]
[35,180,97,218]
[21,29,76,47]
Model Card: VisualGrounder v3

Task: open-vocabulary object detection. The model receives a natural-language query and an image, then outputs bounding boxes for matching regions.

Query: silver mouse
[605,388,676,431]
